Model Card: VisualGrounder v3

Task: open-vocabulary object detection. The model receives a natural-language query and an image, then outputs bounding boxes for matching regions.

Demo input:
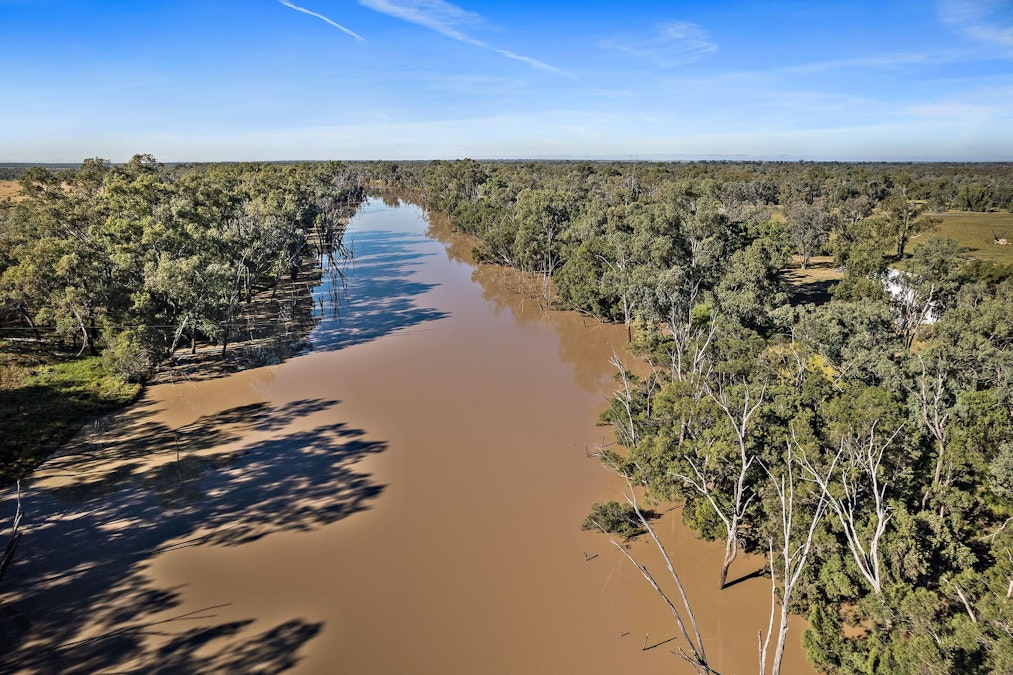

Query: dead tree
[662,304,718,383]
[608,348,642,450]
[797,421,900,595]
[909,355,953,509]
[758,446,831,675]
[592,478,711,674]
[676,378,765,589]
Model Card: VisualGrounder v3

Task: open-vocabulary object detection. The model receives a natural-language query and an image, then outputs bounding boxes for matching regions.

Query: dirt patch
[0,180,21,202]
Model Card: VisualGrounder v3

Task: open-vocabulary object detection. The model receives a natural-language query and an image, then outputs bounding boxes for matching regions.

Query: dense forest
[372,159,1013,674]
[0,156,364,480]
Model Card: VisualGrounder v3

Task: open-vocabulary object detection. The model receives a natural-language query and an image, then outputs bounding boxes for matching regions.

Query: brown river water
[0,194,814,674]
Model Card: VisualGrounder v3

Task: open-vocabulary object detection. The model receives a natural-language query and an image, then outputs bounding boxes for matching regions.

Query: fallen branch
[0,481,24,590]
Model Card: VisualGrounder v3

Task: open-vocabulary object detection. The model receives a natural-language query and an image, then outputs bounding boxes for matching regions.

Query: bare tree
[758,445,832,675]
[661,304,718,383]
[608,348,641,450]
[591,477,711,674]
[676,378,765,589]
[908,355,953,509]
[797,421,901,595]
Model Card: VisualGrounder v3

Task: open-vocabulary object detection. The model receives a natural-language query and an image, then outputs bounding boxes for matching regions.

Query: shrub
[582,500,650,539]
[102,328,156,384]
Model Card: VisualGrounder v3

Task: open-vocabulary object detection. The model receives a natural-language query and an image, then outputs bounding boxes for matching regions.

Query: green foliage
[377,159,1013,673]
[582,501,650,539]
[989,442,1013,501]
[0,156,366,484]
[953,183,991,211]
[101,328,157,384]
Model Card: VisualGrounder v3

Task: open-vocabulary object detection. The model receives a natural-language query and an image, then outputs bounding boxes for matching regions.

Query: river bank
[0,194,814,674]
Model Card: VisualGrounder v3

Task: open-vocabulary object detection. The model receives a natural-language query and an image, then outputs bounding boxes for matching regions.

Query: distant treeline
[0,155,365,381]
[364,158,1013,674]
[364,159,1013,212]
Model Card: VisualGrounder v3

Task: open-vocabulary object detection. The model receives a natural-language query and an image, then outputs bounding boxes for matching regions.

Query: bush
[582,500,652,539]
[989,442,1013,502]
[102,328,156,384]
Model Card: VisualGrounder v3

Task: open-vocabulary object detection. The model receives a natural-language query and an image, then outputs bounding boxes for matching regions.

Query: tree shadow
[723,566,767,589]
[309,229,450,352]
[0,397,385,672]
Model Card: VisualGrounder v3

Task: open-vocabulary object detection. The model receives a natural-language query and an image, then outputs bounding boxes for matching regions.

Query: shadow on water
[0,397,386,673]
[309,229,450,352]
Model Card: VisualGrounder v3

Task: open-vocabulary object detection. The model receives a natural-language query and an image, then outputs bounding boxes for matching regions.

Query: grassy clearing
[918,210,1013,264]
[782,255,842,304]
[0,348,141,485]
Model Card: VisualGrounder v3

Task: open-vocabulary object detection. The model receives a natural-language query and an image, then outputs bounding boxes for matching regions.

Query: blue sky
[2,0,1012,161]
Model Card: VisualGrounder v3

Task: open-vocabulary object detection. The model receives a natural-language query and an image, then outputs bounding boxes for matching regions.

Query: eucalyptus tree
[884,195,938,260]
[511,187,574,302]
[759,442,832,675]
[785,201,835,270]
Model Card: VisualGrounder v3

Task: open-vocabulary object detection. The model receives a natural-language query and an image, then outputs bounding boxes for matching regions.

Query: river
[0,194,813,674]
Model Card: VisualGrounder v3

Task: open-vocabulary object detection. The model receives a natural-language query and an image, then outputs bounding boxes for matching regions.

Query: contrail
[494,48,566,75]
[359,0,565,74]
[278,0,365,41]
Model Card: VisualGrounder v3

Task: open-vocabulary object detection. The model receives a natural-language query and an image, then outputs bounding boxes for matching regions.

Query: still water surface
[0,195,813,674]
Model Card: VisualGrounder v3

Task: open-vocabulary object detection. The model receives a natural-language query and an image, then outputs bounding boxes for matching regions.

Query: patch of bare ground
[0,180,21,201]
[782,255,843,305]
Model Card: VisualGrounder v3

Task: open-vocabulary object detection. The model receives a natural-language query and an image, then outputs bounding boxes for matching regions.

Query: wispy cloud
[359,0,478,42]
[939,0,1013,47]
[426,74,528,95]
[278,0,364,41]
[358,0,564,73]
[599,21,717,68]
[781,52,936,74]
[908,101,995,122]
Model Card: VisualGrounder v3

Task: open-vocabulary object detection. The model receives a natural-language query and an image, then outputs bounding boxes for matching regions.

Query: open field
[919,210,1013,263]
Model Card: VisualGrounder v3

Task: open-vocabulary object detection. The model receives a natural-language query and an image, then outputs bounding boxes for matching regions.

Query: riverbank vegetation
[0,157,365,484]
[372,159,1013,674]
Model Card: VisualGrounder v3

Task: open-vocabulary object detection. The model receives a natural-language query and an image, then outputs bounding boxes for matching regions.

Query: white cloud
[781,52,936,74]
[358,0,563,73]
[939,0,1013,47]
[599,21,717,68]
[359,0,480,43]
[278,0,364,41]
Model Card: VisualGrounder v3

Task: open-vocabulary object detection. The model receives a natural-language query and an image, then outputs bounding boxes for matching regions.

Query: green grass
[915,210,1013,264]
[0,350,141,486]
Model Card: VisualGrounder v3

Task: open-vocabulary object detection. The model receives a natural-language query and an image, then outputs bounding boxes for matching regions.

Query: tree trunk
[720,531,737,589]
[771,602,791,675]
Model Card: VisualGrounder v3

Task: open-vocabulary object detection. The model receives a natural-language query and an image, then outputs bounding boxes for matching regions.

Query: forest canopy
[369,158,1013,674]
[0,157,365,481]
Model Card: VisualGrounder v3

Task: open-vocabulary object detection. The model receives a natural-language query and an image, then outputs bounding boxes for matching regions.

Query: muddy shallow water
[0,195,814,674]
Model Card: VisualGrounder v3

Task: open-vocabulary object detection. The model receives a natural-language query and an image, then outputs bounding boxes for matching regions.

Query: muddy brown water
[0,195,814,674]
